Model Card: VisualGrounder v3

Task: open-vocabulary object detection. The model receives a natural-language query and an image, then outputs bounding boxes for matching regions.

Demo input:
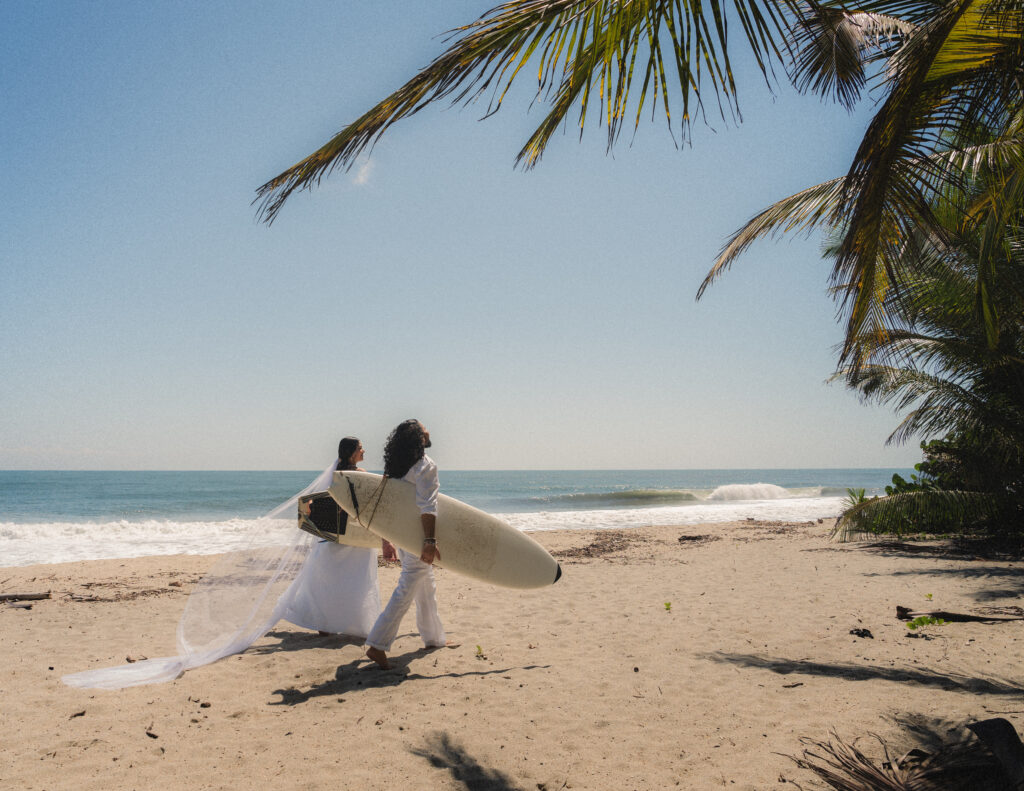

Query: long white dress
[279,539,381,637]
[62,460,380,689]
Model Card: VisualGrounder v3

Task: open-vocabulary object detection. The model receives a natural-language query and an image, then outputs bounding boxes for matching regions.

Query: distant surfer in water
[365,419,448,669]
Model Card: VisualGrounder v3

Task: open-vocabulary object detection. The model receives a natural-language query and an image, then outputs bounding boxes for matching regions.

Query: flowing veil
[62,463,338,690]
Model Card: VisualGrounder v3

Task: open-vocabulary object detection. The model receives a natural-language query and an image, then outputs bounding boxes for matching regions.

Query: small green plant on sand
[907,615,947,631]
[664,602,672,612]
[925,593,933,601]
[475,645,486,660]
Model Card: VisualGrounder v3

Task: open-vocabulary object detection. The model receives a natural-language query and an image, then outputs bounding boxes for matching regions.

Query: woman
[279,437,391,638]
[63,438,387,690]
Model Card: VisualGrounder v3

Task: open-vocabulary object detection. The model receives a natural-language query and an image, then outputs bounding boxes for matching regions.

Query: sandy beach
[3,520,1022,790]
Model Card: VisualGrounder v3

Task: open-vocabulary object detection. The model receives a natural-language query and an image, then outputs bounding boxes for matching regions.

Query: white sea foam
[0,496,846,567]
[505,496,845,532]
[0,519,295,568]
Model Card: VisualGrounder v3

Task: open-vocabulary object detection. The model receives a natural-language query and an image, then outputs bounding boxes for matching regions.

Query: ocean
[0,469,906,568]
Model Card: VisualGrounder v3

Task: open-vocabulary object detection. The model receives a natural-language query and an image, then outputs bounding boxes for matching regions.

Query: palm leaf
[697,176,846,298]
[256,0,798,222]
[787,4,917,110]
[832,0,1024,354]
[790,729,1018,789]
[834,489,1004,539]
[925,0,1024,81]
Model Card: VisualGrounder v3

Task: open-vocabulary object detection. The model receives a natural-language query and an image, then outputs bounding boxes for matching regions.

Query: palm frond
[790,732,910,789]
[832,0,985,355]
[842,356,1024,452]
[925,0,1024,81]
[256,0,797,222]
[790,727,1018,789]
[787,4,917,110]
[697,176,846,297]
[833,489,1004,539]
[699,130,1022,313]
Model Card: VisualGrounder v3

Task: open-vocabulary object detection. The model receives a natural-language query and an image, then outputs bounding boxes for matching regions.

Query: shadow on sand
[859,564,1024,603]
[808,540,1024,562]
[269,649,551,706]
[700,651,1024,696]
[249,629,366,655]
[410,731,522,791]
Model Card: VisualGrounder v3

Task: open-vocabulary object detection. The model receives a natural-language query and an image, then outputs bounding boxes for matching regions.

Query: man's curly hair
[382,419,427,479]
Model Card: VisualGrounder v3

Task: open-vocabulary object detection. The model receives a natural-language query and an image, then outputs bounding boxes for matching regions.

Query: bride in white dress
[63,439,395,690]
[279,437,394,637]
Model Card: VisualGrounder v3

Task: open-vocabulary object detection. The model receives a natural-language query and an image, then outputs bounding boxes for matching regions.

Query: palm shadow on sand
[410,731,522,791]
[269,654,551,706]
[701,652,1024,696]
[859,564,1024,604]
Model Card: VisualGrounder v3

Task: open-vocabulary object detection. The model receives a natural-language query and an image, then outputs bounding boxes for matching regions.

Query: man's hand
[419,513,438,564]
[382,540,398,562]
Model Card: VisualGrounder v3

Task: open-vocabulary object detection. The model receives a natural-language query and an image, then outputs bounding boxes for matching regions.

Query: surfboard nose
[554,563,562,584]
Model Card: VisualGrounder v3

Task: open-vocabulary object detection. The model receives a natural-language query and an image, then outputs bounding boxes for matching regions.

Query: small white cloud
[352,158,374,186]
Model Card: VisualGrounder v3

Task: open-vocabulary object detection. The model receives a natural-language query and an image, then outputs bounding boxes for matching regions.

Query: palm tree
[700,0,1024,358]
[831,160,1024,539]
[256,0,1023,358]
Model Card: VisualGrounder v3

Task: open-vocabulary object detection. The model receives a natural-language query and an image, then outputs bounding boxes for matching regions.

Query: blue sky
[1,2,922,471]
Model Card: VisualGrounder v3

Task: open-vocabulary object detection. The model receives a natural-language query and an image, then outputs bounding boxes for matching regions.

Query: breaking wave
[707,483,793,501]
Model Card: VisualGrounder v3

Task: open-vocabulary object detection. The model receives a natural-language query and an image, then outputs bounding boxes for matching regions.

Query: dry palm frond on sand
[788,718,1024,790]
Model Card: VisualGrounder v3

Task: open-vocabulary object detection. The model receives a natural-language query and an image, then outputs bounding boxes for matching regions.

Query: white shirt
[403,454,439,516]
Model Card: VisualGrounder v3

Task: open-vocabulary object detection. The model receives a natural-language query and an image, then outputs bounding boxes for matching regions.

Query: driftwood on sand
[0,592,51,602]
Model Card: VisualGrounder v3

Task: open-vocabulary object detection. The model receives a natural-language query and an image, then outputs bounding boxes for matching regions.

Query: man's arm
[419,513,439,564]
[413,457,441,565]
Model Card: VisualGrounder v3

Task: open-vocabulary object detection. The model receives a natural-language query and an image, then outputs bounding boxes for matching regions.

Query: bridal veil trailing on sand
[63,462,349,690]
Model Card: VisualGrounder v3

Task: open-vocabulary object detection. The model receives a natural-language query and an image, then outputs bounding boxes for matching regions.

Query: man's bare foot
[365,646,390,669]
[422,640,461,651]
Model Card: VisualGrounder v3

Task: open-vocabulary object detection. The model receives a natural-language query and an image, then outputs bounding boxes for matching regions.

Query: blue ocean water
[0,469,909,567]
[448,468,898,513]
[0,469,902,522]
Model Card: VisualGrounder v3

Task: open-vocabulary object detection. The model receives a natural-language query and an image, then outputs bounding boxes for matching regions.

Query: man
[365,419,446,669]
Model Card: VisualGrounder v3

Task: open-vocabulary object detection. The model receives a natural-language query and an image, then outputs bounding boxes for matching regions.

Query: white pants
[366,548,446,651]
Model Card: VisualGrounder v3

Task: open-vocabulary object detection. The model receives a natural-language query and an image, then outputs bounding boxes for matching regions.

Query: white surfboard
[328,470,561,589]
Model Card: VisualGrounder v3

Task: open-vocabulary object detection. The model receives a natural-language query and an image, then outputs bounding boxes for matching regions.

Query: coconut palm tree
[700,0,1024,358]
[256,0,1023,358]
[830,160,1024,539]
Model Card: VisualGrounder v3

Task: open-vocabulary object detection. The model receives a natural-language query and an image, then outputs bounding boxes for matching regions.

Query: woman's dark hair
[336,436,361,470]
[382,419,426,479]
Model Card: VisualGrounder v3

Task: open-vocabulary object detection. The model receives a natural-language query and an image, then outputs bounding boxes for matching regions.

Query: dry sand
[2,521,1023,790]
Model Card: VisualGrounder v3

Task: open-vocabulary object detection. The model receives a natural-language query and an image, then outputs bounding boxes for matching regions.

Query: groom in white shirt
[365,419,447,669]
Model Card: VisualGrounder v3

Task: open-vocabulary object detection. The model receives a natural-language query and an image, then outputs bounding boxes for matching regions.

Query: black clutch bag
[297,491,350,542]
